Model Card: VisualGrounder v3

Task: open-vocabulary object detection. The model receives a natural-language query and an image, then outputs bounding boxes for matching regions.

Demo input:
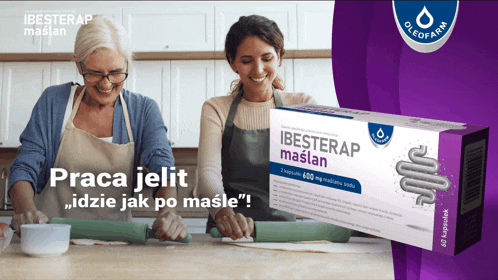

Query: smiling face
[229,35,280,100]
[77,48,127,107]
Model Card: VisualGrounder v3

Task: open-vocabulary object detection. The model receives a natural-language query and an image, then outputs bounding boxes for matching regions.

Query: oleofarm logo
[368,123,394,149]
[393,1,459,53]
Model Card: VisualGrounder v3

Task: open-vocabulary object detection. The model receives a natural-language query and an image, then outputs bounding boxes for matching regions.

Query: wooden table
[0,234,394,279]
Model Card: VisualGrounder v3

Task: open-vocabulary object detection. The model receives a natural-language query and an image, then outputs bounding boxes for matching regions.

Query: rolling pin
[210,221,351,243]
[50,217,192,244]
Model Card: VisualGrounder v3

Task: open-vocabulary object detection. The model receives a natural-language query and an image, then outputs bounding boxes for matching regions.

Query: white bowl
[21,224,71,257]
[0,227,14,254]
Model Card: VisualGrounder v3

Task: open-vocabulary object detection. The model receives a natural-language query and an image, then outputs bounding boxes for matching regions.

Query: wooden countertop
[1,234,394,279]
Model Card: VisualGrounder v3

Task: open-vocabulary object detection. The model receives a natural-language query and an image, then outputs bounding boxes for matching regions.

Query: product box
[269,104,489,256]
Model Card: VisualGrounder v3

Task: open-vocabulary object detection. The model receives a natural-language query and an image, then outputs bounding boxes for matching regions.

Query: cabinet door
[170,60,214,147]
[293,58,338,107]
[279,59,294,93]
[123,6,215,52]
[41,5,122,53]
[214,59,294,98]
[213,60,238,97]
[297,2,335,50]
[50,61,83,85]
[0,3,43,53]
[214,3,297,51]
[126,61,171,139]
[0,63,51,145]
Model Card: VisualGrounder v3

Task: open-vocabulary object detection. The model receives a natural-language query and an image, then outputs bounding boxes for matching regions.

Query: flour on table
[70,239,130,246]
[220,237,391,254]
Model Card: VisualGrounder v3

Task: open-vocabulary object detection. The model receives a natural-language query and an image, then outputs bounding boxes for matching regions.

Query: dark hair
[225,15,285,94]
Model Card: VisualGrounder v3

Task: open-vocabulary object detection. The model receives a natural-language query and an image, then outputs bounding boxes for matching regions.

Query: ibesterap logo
[24,12,92,36]
[393,1,459,53]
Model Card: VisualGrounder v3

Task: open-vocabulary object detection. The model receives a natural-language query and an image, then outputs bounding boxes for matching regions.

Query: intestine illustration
[395,145,451,205]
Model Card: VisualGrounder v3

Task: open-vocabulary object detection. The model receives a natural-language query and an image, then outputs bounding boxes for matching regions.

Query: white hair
[74,15,133,69]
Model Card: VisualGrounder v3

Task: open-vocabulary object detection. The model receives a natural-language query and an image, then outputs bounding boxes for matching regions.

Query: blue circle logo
[393,1,459,53]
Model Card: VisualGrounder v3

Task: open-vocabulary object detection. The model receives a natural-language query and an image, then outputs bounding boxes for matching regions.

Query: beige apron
[34,87,135,222]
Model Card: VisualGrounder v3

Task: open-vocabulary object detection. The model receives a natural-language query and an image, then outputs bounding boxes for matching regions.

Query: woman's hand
[214,207,254,240]
[152,211,188,241]
[152,181,187,241]
[11,210,49,237]
[10,181,48,237]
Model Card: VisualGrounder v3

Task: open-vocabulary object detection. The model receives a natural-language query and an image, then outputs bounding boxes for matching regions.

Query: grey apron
[206,88,295,232]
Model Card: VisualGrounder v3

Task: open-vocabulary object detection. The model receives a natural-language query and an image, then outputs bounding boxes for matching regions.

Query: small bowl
[0,227,14,254]
[21,224,71,257]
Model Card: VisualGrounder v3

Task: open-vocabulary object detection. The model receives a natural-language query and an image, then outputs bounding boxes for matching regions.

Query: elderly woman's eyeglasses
[80,62,128,83]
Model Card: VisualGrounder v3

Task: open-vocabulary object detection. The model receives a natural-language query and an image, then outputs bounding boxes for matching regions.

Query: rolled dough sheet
[70,239,130,246]
[221,237,392,254]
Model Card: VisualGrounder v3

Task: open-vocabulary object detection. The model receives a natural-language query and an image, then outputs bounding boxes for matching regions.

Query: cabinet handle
[165,45,169,49]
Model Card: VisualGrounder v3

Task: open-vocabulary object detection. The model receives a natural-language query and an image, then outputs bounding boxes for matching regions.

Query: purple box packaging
[269,104,489,256]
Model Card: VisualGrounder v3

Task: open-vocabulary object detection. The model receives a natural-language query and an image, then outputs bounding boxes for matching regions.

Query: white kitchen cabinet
[170,60,214,147]
[214,2,297,51]
[297,2,335,50]
[50,61,83,86]
[293,58,338,107]
[278,59,294,93]
[214,59,293,98]
[1,1,335,54]
[0,62,51,145]
[41,6,122,53]
[0,3,43,53]
[123,6,215,52]
[213,60,238,97]
[126,61,171,138]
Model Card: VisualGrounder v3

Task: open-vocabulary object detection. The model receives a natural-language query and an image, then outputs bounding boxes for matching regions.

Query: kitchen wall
[0,1,338,147]
[0,1,337,223]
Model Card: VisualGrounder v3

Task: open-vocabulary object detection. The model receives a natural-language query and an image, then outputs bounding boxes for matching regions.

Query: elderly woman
[8,15,186,241]
[196,15,317,240]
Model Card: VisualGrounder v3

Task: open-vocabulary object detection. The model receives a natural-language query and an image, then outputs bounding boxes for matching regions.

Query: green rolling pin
[51,217,192,244]
[210,221,351,243]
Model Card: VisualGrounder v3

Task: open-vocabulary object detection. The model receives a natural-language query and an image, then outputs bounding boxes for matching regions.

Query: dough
[70,239,130,246]
[221,237,391,254]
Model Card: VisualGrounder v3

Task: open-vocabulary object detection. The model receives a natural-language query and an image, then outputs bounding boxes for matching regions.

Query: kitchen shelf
[0,50,331,62]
